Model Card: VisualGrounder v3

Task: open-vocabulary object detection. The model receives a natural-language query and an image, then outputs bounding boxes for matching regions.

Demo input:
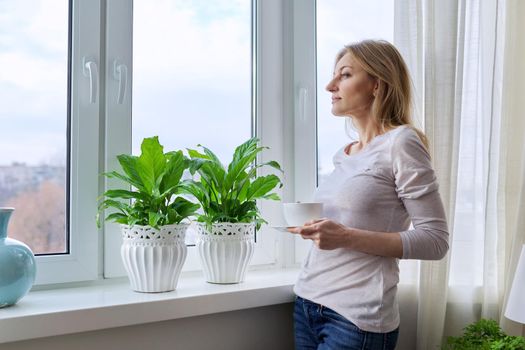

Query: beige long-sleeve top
[293,125,449,333]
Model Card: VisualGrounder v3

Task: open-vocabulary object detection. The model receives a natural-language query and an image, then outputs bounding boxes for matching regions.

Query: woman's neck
[351,117,381,147]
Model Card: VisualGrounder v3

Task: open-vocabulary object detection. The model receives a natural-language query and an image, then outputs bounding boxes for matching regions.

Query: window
[0,0,102,284]
[0,0,69,255]
[4,0,296,285]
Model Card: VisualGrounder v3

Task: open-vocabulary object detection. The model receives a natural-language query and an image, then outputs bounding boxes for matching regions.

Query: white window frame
[285,0,318,264]
[103,0,132,278]
[251,0,289,268]
[34,0,101,285]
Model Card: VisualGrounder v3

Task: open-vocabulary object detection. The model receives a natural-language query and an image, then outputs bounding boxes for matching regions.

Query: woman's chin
[330,110,347,117]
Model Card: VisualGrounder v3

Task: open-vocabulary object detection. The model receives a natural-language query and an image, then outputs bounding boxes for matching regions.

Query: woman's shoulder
[389,125,430,161]
[389,125,426,148]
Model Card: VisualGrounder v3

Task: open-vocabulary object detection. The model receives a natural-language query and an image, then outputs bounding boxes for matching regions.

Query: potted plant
[182,137,282,284]
[98,136,199,293]
[444,318,525,349]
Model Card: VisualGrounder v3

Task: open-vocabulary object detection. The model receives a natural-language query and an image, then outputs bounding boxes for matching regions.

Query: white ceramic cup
[282,202,323,227]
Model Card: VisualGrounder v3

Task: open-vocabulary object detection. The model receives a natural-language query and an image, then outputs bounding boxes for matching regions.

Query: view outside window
[0,1,68,254]
[132,0,252,243]
[316,1,394,184]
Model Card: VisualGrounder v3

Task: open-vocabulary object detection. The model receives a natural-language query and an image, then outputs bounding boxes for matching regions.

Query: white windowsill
[0,267,300,344]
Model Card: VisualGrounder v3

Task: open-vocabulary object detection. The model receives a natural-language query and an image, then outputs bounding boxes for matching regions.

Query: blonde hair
[337,40,428,149]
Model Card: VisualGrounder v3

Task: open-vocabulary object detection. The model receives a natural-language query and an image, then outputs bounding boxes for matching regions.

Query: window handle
[82,58,99,104]
[299,87,308,122]
[113,60,128,104]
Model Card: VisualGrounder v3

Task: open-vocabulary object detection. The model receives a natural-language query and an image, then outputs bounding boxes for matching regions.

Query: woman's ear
[373,79,380,97]
[372,79,379,97]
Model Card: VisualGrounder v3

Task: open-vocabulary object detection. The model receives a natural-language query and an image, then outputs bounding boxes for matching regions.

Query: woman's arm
[288,220,403,258]
[392,128,449,260]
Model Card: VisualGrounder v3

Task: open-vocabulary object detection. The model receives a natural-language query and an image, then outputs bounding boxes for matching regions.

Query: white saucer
[270,226,296,232]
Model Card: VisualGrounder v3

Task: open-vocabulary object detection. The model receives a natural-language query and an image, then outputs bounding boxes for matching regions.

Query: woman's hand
[288,219,404,257]
[287,219,352,250]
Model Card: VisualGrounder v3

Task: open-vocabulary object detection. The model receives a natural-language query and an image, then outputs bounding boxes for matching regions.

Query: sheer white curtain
[395,0,525,348]
[496,0,525,337]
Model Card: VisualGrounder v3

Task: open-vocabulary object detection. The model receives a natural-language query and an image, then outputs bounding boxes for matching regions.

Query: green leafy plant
[444,319,525,350]
[98,136,200,229]
[181,137,283,229]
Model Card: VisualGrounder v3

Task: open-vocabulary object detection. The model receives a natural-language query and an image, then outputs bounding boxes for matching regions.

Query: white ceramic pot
[196,222,255,284]
[121,224,188,293]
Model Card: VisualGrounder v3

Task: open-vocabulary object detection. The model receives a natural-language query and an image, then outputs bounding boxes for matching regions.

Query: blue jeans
[294,296,399,350]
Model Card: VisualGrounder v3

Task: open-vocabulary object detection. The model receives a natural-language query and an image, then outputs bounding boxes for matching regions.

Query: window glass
[132,0,252,243]
[0,0,69,255]
[316,0,394,184]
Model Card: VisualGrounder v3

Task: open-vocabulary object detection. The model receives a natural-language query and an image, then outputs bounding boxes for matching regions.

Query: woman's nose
[326,79,337,92]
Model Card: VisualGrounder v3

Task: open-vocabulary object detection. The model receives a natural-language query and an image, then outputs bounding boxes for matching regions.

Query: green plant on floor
[182,137,283,230]
[98,136,200,229]
[444,318,525,350]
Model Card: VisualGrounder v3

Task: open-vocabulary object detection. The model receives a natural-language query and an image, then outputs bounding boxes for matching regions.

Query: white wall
[4,304,295,350]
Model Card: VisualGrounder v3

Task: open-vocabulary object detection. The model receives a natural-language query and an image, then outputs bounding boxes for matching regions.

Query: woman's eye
[341,73,351,78]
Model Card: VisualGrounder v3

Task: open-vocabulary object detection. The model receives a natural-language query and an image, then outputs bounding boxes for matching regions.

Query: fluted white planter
[121,224,188,293]
[196,222,255,284]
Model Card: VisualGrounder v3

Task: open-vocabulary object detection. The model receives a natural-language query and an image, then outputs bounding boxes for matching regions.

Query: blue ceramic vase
[0,207,36,307]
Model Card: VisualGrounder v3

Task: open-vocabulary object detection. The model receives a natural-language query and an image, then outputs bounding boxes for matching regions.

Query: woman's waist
[299,248,399,289]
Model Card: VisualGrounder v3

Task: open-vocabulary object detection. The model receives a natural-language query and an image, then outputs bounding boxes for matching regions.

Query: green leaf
[202,161,225,188]
[229,137,259,170]
[188,148,225,192]
[166,208,180,224]
[178,180,210,207]
[99,199,132,214]
[259,160,283,173]
[103,189,148,201]
[116,154,144,190]
[167,197,200,223]
[187,148,210,160]
[254,217,267,230]
[246,174,281,200]
[136,136,166,195]
[160,151,186,194]
[224,145,263,190]
[187,157,206,175]
[261,193,280,200]
[236,201,257,218]
[103,171,138,188]
[234,171,250,202]
[148,212,164,228]
[105,212,129,224]
[198,145,224,170]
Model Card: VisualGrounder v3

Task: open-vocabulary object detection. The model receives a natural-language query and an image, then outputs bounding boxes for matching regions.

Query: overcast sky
[0,0,68,166]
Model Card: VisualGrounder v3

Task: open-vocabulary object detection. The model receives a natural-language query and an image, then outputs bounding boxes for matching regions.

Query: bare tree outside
[6,180,65,254]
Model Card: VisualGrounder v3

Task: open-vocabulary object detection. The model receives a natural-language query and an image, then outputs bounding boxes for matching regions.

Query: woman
[289,40,449,350]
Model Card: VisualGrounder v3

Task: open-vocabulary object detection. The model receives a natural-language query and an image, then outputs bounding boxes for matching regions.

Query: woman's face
[325,52,377,118]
